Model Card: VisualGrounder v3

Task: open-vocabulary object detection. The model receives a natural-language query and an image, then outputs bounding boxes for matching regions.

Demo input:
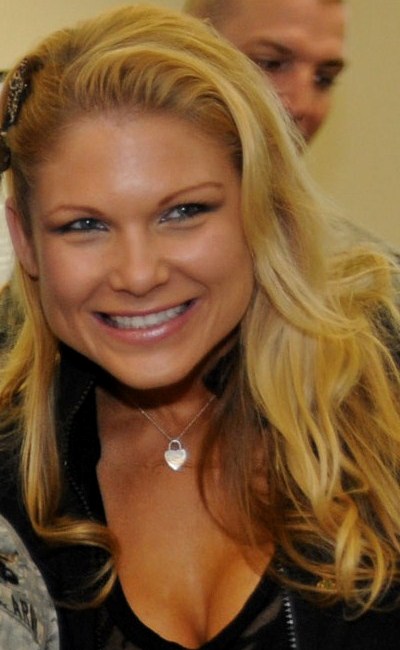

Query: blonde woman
[0,5,399,649]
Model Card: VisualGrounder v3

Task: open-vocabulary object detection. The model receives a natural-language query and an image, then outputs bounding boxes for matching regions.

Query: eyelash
[56,218,106,233]
[159,202,214,223]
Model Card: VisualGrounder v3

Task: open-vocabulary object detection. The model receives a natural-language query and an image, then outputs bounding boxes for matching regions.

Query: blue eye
[160,203,212,224]
[58,218,107,233]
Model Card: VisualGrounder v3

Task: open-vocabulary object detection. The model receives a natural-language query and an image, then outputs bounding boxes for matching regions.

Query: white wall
[0,0,183,69]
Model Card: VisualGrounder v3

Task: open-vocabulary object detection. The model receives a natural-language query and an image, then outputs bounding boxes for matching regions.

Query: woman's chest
[97,461,273,648]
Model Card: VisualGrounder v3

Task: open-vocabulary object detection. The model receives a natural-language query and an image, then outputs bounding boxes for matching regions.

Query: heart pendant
[164,440,187,471]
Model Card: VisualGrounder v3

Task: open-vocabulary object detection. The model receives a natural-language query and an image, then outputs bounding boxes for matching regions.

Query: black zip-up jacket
[0,345,400,649]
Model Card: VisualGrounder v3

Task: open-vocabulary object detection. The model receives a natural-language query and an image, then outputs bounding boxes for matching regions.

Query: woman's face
[10,113,254,392]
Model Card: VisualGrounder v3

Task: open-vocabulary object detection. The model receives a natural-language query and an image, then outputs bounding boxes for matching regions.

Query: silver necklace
[137,395,216,471]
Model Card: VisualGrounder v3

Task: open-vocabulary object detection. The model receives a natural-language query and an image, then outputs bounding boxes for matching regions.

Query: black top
[99,577,292,650]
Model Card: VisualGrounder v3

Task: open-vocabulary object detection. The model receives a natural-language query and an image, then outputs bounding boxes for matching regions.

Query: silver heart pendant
[164,440,187,471]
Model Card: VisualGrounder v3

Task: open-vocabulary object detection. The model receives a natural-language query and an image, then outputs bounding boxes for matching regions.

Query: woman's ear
[5,198,39,278]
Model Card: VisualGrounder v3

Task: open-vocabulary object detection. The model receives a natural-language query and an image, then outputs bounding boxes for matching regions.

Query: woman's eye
[160,203,212,224]
[57,218,107,233]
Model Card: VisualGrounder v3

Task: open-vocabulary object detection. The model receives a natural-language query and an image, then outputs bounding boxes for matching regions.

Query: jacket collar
[56,345,97,430]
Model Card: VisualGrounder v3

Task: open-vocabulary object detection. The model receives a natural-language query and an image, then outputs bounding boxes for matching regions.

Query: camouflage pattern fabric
[0,515,59,649]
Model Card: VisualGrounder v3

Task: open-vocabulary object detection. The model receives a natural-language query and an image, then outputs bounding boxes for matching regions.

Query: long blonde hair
[0,4,399,611]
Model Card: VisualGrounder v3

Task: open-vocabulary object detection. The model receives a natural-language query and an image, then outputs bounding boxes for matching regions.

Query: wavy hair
[0,4,399,611]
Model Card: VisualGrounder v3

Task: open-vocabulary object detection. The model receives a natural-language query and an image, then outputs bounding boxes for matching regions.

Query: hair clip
[3,58,31,131]
[0,57,39,173]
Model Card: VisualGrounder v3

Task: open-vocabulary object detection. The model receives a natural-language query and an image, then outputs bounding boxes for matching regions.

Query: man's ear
[5,198,39,278]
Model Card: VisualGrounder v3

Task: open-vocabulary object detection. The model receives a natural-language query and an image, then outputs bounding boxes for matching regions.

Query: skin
[209,0,347,141]
[7,114,268,646]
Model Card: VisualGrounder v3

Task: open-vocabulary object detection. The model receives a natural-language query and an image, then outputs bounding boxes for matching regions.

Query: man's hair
[183,0,230,24]
[184,0,344,23]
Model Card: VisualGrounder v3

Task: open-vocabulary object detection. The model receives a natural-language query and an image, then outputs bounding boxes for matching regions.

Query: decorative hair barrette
[0,57,37,173]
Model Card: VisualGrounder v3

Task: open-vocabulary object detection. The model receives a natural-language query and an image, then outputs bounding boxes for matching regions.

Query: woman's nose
[108,232,170,295]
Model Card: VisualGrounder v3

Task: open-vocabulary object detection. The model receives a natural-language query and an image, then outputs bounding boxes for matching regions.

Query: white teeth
[106,303,189,330]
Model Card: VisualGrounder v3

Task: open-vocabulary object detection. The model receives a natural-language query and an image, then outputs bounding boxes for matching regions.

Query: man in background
[184,0,347,142]
[184,0,399,264]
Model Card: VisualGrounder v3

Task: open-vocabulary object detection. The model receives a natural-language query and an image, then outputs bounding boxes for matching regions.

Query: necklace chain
[136,395,216,471]
[137,394,215,442]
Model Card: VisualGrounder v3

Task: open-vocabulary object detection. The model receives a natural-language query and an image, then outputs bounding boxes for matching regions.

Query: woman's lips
[98,300,194,331]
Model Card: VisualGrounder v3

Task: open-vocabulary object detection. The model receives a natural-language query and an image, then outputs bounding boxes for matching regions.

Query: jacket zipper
[282,590,299,650]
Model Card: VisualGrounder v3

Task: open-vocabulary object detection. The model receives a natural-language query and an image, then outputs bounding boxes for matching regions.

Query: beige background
[306,0,400,249]
[0,0,399,252]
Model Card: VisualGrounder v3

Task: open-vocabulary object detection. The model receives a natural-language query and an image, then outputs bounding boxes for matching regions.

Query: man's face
[214,0,347,141]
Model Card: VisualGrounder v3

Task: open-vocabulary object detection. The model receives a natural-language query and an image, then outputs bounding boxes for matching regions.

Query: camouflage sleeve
[0,514,59,649]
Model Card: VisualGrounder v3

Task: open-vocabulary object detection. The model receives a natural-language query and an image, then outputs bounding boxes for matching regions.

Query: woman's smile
[97,300,195,331]
[93,298,199,346]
